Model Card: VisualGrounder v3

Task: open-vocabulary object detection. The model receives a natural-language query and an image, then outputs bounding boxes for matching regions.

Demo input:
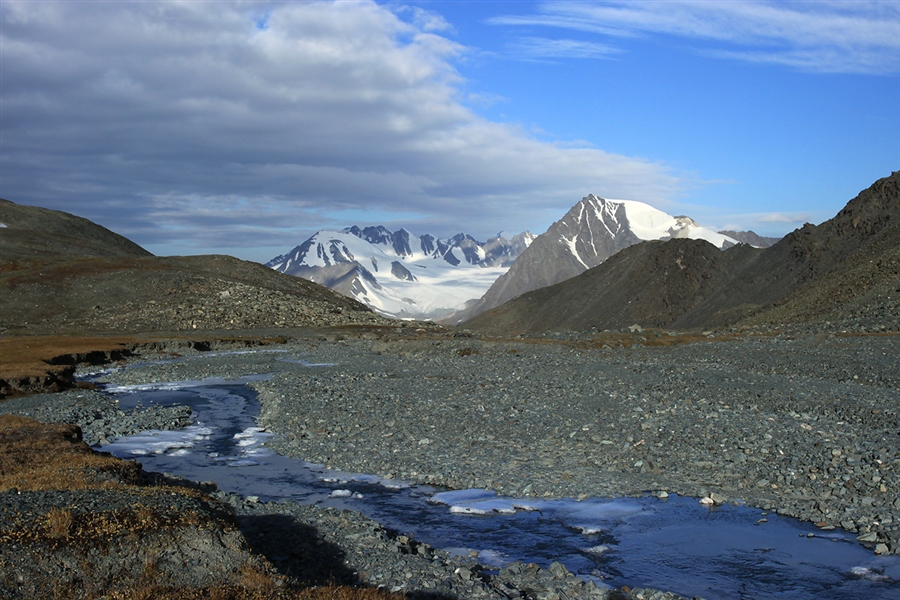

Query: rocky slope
[449,196,737,323]
[0,199,391,336]
[464,171,900,335]
[0,198,152,264]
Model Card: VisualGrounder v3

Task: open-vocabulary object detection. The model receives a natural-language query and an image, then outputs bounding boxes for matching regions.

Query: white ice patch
[234,426,272,447]
[850,566,891,581]
[101,425,212,457]
[476,549,510,567]
[317,469,410,489]
[105,373,272,393]
[432,489,531,516]
[585,545,612,555]
[429,490,648,538]
[329,489,364,499]
[429,489,497,505]
[548,499,647,535]
[227,458,260,467]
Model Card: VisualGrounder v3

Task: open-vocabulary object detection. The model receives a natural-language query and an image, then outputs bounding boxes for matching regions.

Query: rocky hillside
[464,171,900,335]
[0,198,151,264]
[449,195,737,323]
[0,200,391,336]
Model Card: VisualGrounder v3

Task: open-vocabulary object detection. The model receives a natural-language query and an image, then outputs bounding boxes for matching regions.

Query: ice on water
[101,425,212,457]
[430,489,645,534]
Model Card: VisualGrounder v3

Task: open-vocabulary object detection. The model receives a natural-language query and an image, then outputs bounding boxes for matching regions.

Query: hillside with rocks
[717,229,781,247]
[464,171,900,335]
[0,199,391,336]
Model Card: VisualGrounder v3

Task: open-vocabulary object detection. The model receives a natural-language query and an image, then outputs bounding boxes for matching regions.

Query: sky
[1,0,898,263]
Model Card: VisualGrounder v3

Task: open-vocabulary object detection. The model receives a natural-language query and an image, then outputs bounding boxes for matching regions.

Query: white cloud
[508,36,622,60]
[757,212,812,224]
[491,0,900,74]
[0,0,681,260]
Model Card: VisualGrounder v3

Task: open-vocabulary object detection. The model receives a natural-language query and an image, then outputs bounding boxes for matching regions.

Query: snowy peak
[449,195,738,324]
[267,226,532,320]
[574,195,735,247]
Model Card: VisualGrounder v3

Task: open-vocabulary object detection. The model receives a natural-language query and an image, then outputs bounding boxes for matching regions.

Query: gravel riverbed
[4,331,898,599]
[246,333,900,558]
[87,332,900,556]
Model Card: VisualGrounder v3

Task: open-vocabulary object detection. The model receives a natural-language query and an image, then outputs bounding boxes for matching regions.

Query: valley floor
[2,328,898,598]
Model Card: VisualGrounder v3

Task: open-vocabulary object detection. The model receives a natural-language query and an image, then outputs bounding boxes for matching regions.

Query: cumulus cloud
[490,0,900,74]
[0,0,681,260]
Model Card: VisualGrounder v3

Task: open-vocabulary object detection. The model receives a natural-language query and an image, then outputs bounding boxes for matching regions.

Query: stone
[548,561,569,579]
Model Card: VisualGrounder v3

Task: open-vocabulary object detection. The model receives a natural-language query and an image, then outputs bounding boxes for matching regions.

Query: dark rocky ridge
[0,198,152,264]
[464,171,900,335]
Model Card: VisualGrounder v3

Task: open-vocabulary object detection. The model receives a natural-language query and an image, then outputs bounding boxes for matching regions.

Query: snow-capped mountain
[266,226,534,320]
[450,195,740,323]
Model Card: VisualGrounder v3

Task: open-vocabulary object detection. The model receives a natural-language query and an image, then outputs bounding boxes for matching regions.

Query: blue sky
[1,1,898,262]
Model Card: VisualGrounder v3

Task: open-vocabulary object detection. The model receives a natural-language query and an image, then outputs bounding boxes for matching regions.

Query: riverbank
[2,329,898,598]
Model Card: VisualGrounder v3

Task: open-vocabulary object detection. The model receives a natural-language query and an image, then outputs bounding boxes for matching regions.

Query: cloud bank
[0,0,682,260]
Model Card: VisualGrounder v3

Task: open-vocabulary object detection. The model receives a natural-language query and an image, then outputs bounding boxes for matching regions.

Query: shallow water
[99,376,900,600]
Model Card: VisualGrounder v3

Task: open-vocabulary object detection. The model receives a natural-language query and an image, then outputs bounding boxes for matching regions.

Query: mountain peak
[447,196,736,323]
[267,225,529,320]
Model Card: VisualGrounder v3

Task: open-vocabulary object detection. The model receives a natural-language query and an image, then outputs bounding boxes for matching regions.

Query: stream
[97,374,900,600]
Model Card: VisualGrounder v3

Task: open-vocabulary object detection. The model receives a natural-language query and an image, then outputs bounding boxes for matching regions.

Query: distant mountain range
[448,195,762,323]
[268,197,781,322]
[266,227,534,320]
[462,171,900,335]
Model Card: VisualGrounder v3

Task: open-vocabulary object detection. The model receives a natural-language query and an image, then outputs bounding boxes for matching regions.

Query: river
[97,371,900,599]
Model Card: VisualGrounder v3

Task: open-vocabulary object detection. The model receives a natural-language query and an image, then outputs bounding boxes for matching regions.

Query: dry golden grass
[44,507,74,538]
[0,334,138,384]
[0,414,142,491]
[0,415,228,548]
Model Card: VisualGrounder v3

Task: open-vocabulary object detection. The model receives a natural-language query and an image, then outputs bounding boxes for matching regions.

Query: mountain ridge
[267,226,534,320]
[462,171,900,335]
[448,195,740,323]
